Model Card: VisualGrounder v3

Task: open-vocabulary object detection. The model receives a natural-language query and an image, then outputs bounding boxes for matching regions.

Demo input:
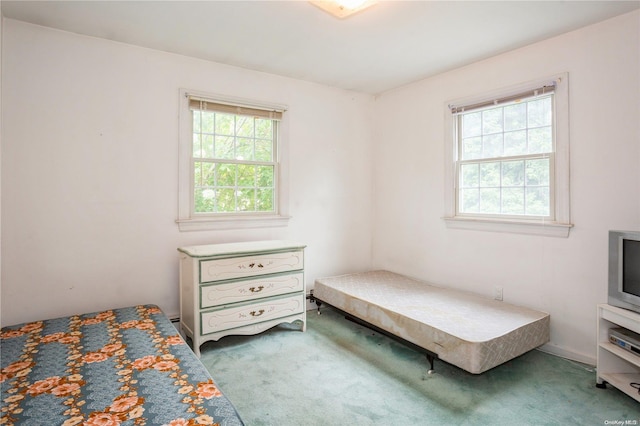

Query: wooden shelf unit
[597,303,640,402]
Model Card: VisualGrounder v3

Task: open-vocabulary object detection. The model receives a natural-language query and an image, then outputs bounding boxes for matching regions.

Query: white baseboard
[538,343,596,367]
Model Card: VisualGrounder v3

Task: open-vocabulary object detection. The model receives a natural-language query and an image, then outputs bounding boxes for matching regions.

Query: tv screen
[623,239,640,297]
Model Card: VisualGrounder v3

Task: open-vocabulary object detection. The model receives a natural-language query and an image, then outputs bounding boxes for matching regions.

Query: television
[608,230,640,314]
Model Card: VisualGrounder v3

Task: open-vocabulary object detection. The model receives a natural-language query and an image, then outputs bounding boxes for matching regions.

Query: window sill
[177,215,291,232]
[443,216,573,237]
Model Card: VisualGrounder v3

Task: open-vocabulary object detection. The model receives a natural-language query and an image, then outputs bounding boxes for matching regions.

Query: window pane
[460,164,479,188]
[504,103,526,131]
[202,162,215,186]
[462,137,482,160]
[194,188,216,213]
[528,127,552,154]
[483,134,503,157]
[202,135,214,158]
[236,138,255,161]
[255,119,273,139]
[480,162,500,187]
[504,130,526,156]
[236,116,254,138]
[256,188,274,211]
[193,134,202,158]
[256,140,273,162]
[525,158,549,186]
[215,136,235,159]
[462,112,481,138]
[193,111,202,133]
[194,162,202,186]
[237,188,256,211]
[501,160,524,187]
[460,188,479,213]
[194,162,215,188]
[502,187,525,214]
[215,114,234,135]
[216,188,236,212]
[237,164,256,187]
[201,111,214,134]
[479,188,500,213]
[526,187,550,216]
[257,166,274,187]
[217,163,236,187]
[528,97,552,127]
[482,108,503,134]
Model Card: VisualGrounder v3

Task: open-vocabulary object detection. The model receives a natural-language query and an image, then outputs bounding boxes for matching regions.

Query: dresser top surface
[178,240,305,258]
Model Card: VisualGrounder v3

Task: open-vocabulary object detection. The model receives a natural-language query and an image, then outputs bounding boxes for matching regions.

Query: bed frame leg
[426,354,435,374]
[306,291,322,315]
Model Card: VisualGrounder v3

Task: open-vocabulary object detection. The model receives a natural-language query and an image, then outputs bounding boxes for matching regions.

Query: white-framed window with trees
[177,89,290,231]
[444,74,572,237]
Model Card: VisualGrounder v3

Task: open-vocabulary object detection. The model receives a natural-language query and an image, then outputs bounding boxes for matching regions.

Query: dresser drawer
[200,294,304,335]
[200,273,304,308]
[200,250,303,283]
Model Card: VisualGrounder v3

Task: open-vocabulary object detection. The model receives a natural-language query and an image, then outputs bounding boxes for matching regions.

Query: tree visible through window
[190,100,281,215]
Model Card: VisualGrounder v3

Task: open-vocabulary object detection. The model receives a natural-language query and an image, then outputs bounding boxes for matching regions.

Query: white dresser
[178,240,306,356]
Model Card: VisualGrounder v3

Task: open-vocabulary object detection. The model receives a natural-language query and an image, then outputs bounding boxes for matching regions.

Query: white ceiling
[2,0,639,94]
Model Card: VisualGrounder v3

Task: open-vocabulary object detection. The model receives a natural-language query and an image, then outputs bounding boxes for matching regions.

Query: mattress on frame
[314,270,550,374]
[1,304,244,426]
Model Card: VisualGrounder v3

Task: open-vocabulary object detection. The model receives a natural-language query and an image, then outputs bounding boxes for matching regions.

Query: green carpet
[197,307,640,425]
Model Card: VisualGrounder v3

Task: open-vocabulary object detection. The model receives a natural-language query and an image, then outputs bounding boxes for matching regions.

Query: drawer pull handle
[249,286,264,293]
[250,309,265,317]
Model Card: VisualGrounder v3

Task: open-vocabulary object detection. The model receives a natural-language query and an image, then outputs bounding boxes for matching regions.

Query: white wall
[1,20,374,325]
[371,10,640,363]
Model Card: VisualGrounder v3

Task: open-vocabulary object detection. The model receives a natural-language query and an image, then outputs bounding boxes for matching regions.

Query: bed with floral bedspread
[0,304,244,426]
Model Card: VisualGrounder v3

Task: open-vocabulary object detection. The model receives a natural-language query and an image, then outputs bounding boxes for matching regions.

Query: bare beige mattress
[314,270,550,374]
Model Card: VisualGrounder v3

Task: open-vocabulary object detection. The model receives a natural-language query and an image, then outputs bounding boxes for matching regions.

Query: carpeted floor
[196,307,640,425]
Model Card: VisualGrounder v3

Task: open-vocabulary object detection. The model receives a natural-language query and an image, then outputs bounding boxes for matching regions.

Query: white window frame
[177,89,290,231]
[443,73,572,237]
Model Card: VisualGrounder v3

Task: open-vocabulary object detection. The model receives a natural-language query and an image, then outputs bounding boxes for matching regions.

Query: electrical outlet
[494,286,503,301]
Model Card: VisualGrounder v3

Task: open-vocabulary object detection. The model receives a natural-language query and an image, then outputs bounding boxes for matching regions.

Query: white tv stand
[596,303,640,402]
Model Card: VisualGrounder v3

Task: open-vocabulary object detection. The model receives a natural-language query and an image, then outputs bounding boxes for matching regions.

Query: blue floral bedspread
[1,305,244,426]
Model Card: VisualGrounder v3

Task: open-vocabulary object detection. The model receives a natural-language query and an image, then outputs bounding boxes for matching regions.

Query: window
[444,74,572,237]
[191,99,279,214]
[177,90,290,231]
[457,89,554,217]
